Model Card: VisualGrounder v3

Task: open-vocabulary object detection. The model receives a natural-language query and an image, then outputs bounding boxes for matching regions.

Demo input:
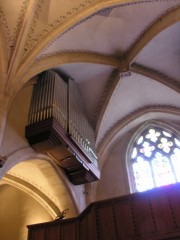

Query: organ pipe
[28,71,68,130]
[68,78,97,165]
[27,70,98,169]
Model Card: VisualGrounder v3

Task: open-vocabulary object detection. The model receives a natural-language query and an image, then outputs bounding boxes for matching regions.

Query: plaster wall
[96,131,131,201]
[0,184,53,240]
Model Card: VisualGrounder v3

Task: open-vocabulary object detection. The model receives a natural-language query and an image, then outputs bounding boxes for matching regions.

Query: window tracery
[129,123,180,192]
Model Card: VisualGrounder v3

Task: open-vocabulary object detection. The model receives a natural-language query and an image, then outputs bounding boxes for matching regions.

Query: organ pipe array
[28,71,67,130]
[68,78,97,167]
[25,70,100,185]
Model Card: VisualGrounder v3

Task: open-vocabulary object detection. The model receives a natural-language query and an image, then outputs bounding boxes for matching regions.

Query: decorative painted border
[0,8,11,57]
[22,0,96,59]
[34,0,180,61]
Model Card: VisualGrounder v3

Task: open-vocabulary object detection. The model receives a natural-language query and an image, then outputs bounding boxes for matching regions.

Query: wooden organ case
[25,70,100,185]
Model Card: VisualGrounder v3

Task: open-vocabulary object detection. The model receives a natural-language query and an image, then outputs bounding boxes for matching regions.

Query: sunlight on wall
[0,184,53,240]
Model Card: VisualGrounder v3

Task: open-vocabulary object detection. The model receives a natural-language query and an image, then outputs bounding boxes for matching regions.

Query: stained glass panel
[132,157,154,192]
[152,153,175,187]
[130,124,180,192]
[158,137,173,153]
[171,151,180,182]
[131,147,137,159]
[139,142,155,158]
[175,138,180,147]
[145,128,160,142]
[137,136,143,145]
[163,131,172,138]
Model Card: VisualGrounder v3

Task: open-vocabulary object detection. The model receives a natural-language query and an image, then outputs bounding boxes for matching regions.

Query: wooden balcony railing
[28,183,180,240]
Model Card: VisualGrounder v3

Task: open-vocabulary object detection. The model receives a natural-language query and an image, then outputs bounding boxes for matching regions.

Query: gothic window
[128,123,180,192]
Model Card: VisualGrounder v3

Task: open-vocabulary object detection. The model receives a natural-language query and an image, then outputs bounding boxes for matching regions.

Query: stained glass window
[129,124,180,192]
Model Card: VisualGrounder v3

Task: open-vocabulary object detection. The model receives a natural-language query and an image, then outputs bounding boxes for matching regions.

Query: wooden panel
[45,223,60,240]
[28,184,180,240]
[113,197,136,239]
[132,194,156,237]
[95,203,117,240]
[28,226,46,240]
[79,215,87,240]
[78,208,97,240]
[150,190,175,234]
[25,118,100,185]
[86,209,97,240]
[167,187,180,228]
[26,71,100,185]
[61,221,77,240]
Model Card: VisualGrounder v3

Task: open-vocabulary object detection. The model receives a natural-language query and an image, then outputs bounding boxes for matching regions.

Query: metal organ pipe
[68,78,97,166]
[28,70,98,167]
[26,70,100,184]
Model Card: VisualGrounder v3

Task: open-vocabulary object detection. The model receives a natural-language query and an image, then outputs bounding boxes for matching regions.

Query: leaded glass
[130,124,180,192]
[146,128,160,142]
[171,151,180,182]
[158,137,173,153]
[132,157,154,192]
[139,141,155,157]
[175,138,180,147]
[137,136,143,145]
[152,152,175,187]
[131,147,137,159]
[163,131,172,138]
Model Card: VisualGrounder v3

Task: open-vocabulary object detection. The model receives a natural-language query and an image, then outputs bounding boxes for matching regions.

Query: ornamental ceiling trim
[15,1,179,87]
[0,8,11,57]
[0,24,8,86]
[0,0,30,50]
[38,0,180,62]
[7,0,39,88]
[16,0,157,80]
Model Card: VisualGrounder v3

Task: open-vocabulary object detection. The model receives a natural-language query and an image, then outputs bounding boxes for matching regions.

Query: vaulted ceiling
[0,1,179,239]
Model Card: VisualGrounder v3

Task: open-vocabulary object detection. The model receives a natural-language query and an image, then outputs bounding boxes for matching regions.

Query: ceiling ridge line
[131,63,180,93]
[93,69,120,130]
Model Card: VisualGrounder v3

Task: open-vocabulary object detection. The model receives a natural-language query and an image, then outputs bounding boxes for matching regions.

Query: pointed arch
[126,120,180,192]
[19,52,121,85]
[3,174,60,218]
[15,0,146,80]
[13,4,180,95]
[97,106,180,169]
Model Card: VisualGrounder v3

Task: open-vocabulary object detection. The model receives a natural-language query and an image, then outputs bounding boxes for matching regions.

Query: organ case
[25,70,100,185]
